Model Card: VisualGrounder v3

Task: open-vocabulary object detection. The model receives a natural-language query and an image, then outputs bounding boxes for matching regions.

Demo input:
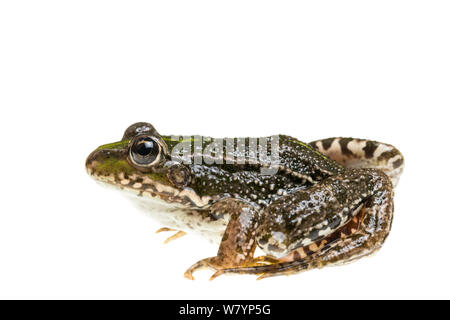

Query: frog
[85,122,404,280]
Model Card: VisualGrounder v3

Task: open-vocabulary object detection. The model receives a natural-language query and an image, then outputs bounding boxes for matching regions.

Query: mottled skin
[86,122,403,279]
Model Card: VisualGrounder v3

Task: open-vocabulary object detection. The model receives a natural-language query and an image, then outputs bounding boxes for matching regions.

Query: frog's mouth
[86,147,212,208]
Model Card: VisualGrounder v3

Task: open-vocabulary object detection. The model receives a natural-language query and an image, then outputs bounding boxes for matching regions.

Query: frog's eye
[129,136,164,167]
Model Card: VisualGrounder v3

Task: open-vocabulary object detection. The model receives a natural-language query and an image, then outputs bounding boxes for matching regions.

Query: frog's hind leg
[310,137,404,187]
[217,179,394,279]
[214,213,360,279]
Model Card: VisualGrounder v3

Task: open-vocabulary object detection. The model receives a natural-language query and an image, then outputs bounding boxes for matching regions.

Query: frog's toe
[184,257,219,280]
[209,269,225,280]
[155,227,178,233]
[155,227,177,233]
[163,231,186,244]
[256,273,279,280]
[156,228,187,244]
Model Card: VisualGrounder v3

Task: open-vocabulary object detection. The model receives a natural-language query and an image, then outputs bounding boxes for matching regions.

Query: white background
[1,1,449,299]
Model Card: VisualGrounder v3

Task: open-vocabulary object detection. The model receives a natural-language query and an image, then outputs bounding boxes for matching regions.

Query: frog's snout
[85,148,103,176]
[85,148,127,177]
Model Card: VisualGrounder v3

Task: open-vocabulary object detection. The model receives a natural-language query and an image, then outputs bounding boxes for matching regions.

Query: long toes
[256,272,282,280]
[209,270,225,281]
[184,261,204,280]
[155,227,177,233]
[184,257,278,280]
[184,258,217,280]
[184,270,195,280]
[256,273,269,280]
[164,231,186,244]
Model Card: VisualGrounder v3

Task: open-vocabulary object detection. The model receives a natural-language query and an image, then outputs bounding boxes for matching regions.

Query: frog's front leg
[184,199,262,280]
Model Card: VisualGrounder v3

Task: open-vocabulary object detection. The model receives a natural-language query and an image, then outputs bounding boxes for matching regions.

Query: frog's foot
[209,257,282,280]
[217,259,311,280]
[184,256,220,280]
[184,256,279,280]
[155,227,187,244]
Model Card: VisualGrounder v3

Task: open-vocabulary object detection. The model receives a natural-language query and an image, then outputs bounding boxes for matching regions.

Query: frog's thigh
[310,137,404,187]
[316,187,393,267]
[255,173,367,259]
[184,199,260,280]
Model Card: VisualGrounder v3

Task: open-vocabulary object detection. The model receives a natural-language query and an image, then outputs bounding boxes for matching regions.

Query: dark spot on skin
[363,141,378,159]
[142,184,156,192]
[393,158,403,169]
[378,150,398,162]
[308,229,319,242]
[222,232,228,241]
[309,141,319,149]
[303,245,314,256]
[321,139,333,151]
[211,211,225,220]
[339,138,354,156]
[183,196,197,207]
[268,244,283,253]
[258,237,268,245]
[322,228,341,244]
[328,215,342,230]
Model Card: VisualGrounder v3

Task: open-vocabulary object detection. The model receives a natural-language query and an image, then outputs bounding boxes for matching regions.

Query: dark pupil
[136,140,154,156]
[131,137,159,165]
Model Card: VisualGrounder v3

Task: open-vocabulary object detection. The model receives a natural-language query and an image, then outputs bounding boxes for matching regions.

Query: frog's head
[86,122,210,208]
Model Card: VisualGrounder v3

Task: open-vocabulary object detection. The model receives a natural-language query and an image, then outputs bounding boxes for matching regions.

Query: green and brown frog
[85,122,403,279]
